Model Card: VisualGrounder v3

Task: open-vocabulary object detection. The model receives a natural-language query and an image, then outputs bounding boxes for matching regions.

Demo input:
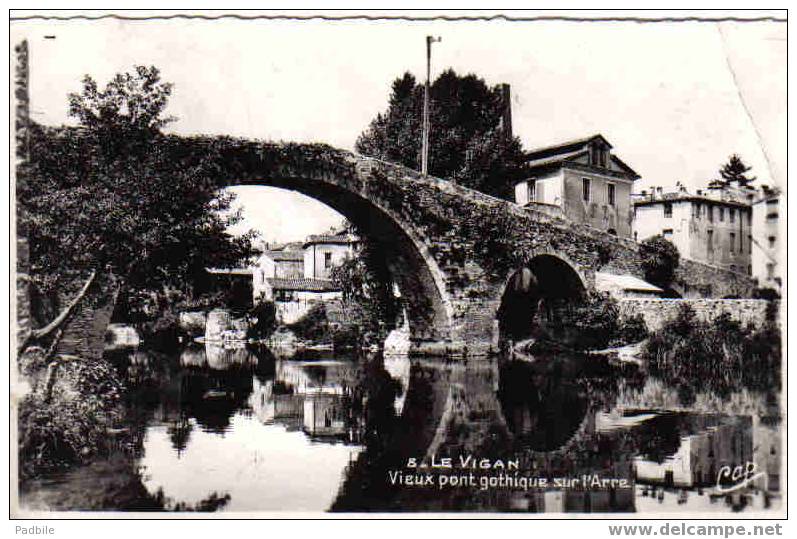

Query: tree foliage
[330,240,400,342]
[639,235,681,289]
[710,154,756,188]
[355,70,528,197]
[21,66,257,299]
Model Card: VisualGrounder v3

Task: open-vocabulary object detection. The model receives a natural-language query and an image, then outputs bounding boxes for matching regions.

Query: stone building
[633,185,754,274]
[303,233,359,280]
[249,232,357,323]
[513,134,640,237]
[256,248,304,280]
[751,187,782,292]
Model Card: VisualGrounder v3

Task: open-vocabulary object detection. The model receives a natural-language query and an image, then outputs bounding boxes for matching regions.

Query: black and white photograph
[9,9,787,520]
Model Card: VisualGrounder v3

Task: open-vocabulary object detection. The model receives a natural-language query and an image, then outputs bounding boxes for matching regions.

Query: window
[768,236,776,249]
[707,204,713,223]
[528,179,536,202]
[730,233,735,253]
[693,202,701,220]
[707,230,714,254]
[663,202,672,218]
[324,252,333,269]
[607,183,616,206]
[591,145,607,167]
[748,234,752,254]
[663,229,673,240]
[767,263,775,279]
[730,208,736,223]
[582,178,591,202]
[718,207,725,221]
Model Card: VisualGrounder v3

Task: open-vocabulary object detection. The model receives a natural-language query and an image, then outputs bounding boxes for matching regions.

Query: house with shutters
[513,134,640,237]
[250,232,358,323]
[632,184,754,275]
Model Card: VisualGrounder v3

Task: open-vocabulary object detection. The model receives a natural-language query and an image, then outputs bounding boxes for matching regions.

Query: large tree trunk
[17,270,97,355]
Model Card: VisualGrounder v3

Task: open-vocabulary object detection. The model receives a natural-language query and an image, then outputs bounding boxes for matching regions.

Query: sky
[11,14,786,242]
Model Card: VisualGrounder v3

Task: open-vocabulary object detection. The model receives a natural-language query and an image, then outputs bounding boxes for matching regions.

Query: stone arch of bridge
[495,251,589,343]
[227,173,455,345]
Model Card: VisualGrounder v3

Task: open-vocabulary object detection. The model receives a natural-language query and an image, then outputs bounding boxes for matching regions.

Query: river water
[19,343,782,514]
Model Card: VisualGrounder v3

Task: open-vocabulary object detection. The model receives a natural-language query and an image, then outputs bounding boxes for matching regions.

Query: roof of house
[263,250,305,262]
[595,272,664,293]
[266,277,340,292]
[526,134,613,161]
[206,267,253,276]
[304,233,358,246]
[632,191,751,209]
[524,134,639,179]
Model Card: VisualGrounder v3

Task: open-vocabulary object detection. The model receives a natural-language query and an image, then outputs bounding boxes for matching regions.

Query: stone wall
[674,258,756,299]
[618,298,771,333]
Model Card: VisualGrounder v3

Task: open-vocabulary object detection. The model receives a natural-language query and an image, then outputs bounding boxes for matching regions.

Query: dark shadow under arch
[496,254,586,342]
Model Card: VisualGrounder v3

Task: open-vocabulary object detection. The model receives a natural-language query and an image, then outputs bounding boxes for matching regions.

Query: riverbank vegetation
[532,293,648,352]
[643,303,781,403]
[17,66,258,483]
[19,66,257,360]
[17,349,128,480]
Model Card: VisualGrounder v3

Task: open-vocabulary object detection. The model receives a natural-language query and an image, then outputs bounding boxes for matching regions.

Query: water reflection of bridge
[330,354,780,514]
[115,342,779,514]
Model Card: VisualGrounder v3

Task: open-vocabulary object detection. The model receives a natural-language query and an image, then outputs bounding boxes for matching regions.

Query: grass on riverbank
[17,350,130,481]
[642,303,781,404]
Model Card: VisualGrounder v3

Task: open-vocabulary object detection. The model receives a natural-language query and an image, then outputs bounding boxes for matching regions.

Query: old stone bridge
[160,137,753,356]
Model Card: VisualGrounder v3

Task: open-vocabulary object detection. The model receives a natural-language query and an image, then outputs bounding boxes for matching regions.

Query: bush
[18,356,126,480]
[544,293,648,350]
[643,304,781,404]
[247,300,277,340]
[639,235,680,288]
[286,303,331,344]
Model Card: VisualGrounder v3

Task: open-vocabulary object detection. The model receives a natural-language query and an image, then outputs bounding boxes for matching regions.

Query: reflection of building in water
[247,360,359,443]
[179,343,257,370]
[303,393,347,438]
[752,416,781,494]
[508,488,635,513]
[633,416,753,488]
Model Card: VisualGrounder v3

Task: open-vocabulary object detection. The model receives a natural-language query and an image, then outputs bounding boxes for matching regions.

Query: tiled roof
[595,272,663,293]
[633,192,751,208]
[527,149,589,169]
[207,267,253,276]
[523,134,639,179]
[304,233,358,246]
[526,134,611,160]
[264,250,304,262]
[266,277,340,292]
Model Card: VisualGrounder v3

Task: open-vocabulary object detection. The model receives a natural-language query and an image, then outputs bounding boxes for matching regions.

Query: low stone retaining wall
[618,298,771,332]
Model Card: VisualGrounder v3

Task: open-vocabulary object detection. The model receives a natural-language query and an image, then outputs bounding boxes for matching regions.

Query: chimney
[499,83,512,140]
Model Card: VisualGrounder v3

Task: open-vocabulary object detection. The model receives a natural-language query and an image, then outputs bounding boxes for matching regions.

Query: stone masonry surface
[618,298,771,333]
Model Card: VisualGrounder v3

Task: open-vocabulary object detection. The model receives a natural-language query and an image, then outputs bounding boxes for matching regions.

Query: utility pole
[421,35,441,177]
